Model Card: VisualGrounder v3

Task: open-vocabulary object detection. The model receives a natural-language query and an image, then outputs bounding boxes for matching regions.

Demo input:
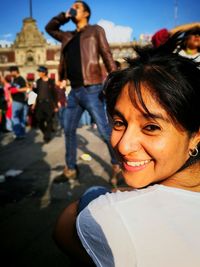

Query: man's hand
[65,8,72,19]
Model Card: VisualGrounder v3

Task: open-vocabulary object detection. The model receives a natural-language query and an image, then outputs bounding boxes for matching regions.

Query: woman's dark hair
[5,75,12,83]
[105,45,200,133]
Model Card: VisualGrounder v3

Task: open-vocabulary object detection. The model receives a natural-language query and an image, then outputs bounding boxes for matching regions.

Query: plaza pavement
[0,126,116,267]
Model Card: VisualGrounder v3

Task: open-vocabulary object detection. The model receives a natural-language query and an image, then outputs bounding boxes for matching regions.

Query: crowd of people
[0,0,200,266]
[0,65,69,142]
[0,66,100,141]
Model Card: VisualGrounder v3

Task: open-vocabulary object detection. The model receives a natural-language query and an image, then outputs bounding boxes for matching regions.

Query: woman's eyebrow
[112,109,125,119]
[143,112,170,122]
[113,108,169,123]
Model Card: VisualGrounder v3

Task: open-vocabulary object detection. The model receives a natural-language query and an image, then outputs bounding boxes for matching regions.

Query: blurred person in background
[9,66,29,140]
[56,80,68,132]
[0,77,7,132]
[33,66,58,143]
[151,22,200,48]
[178,27,200,62]
[0,75,12,132]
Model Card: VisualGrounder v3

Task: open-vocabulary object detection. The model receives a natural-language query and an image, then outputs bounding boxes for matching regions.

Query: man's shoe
[63,167,77,179]
[53,167,77,184]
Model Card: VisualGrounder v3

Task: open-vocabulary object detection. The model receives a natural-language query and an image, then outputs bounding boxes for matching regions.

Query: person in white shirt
[178,27,200,63]
[53,41,200,267]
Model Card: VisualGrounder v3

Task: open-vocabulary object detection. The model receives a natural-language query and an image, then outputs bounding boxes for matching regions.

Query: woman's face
[186,34,200,50]
[111,83,195,189]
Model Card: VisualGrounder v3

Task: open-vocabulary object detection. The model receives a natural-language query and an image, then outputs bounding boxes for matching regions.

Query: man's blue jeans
[58,106,66,129]
[63,84,118,169]
[12,101,27,137]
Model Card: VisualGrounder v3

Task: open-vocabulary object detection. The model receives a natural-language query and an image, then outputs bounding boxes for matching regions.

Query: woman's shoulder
[84,185,161,213]
[82,184,200,214]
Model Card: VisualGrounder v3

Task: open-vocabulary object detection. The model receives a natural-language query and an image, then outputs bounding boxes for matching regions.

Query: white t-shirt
[179,49,200,63]
[77,185,200,267]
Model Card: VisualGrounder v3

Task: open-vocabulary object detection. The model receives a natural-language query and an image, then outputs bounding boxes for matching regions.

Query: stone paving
[0,126,115,267]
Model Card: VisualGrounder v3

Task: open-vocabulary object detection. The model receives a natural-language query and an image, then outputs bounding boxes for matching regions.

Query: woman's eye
[144,124,161,132]
[112,120,125,130]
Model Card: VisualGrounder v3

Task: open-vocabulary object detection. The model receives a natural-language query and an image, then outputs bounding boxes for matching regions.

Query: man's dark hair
[37,66,48,75]
[5,75,12,83]
[75,1,91,21]
[9,66,19,72]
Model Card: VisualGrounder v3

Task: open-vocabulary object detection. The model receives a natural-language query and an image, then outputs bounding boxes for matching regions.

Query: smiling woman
[53,41,200,267]
[109,83,194,189]
[76,45,200,266]
[105,47,200,190]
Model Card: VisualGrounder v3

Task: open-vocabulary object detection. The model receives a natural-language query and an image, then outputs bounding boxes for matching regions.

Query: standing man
[34,66,58,143]
[9,66,28,140]
[45,1,120,183]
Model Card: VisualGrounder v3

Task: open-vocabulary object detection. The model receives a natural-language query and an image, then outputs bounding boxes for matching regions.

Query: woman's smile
[123,159,152,171]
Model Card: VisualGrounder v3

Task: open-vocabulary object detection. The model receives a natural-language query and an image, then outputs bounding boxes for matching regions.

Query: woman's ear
[189,129,200,150]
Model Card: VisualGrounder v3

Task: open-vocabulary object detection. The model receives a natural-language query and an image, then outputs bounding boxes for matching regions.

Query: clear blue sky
[0,0,199,44]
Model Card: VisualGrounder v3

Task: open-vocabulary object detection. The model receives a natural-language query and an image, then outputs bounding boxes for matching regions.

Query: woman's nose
[117,128,142,156]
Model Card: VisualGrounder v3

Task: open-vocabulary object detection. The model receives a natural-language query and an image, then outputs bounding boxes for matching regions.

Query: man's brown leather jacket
[45,13,116,85]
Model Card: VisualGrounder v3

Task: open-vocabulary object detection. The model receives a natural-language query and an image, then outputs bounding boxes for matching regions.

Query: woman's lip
[123,159,151,172]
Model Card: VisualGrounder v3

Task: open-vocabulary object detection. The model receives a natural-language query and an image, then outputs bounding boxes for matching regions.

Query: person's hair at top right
[105,40,200,137]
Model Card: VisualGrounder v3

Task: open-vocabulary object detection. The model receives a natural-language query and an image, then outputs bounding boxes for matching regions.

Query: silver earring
[189,147,198,157]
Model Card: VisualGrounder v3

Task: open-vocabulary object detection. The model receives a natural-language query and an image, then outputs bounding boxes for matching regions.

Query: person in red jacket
[9,66,29,140]
[0,75,13,132]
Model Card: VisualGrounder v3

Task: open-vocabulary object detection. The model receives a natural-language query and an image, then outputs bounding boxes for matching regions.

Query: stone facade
[0,17,137,82]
